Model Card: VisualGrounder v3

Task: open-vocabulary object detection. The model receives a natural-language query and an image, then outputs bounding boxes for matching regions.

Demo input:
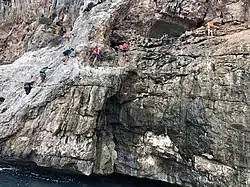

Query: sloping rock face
[1,0,250,186]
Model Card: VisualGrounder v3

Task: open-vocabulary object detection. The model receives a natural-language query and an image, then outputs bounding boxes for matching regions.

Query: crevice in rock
[84,2,95,12]
[0,97,5,105]
[94,94,122,174]
[84,1,105,12]
[1,108,7,113]
[104,95,122,126]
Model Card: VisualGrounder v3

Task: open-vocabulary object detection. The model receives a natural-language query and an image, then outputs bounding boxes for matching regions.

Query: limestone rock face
[1,0,250,186]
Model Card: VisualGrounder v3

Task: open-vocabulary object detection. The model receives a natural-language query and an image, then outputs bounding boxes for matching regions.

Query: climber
[55,21,66,42]
[58,26,66,42]
[90,46,101,67]
[39,66,51,82]
[207,20,219,36]
[63,48,75,63]
[24,81,35,95]
[119,42,129,63]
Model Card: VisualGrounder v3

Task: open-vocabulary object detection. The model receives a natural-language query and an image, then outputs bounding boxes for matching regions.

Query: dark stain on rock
[163,99,213,162]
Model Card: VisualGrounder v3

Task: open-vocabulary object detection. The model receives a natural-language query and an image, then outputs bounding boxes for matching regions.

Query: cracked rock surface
[1,0,250,186]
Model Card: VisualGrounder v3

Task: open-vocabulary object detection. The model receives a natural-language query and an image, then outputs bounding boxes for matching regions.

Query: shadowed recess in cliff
[93,94,123,174]
[105,95,122,126]
[148,20,186,38]
[0,97,4,105]
[96,95,123,133]
[109,31,125,51]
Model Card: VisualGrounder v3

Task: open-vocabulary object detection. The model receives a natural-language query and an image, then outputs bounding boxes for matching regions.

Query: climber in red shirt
[90,46,101,67]
[119,42,129,63]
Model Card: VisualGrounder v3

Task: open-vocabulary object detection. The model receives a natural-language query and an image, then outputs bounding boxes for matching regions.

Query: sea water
[0,165,178,187]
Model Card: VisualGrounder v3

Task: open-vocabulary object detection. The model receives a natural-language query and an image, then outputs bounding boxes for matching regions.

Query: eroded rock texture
[0,0,250,186]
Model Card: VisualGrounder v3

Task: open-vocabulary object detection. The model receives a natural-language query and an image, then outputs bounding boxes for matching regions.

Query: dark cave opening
[148,20,186,38]
[109,31,125,52]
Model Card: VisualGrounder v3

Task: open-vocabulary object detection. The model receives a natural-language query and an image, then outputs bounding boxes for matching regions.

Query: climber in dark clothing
[40,66,51,82]
[24,81,35,95]
[63,48,75,63]
[56,22,66,42]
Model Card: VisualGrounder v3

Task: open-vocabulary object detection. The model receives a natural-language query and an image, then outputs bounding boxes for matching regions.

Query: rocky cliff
[0,0,250,186]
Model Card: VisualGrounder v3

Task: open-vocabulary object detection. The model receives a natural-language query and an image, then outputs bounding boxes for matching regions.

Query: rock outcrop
[0,0,250,186]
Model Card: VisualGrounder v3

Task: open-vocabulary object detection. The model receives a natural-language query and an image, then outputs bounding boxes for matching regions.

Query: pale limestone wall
[0,0,250,186]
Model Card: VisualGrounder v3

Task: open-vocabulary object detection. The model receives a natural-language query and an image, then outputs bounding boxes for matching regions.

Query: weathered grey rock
[1,0,250,187]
